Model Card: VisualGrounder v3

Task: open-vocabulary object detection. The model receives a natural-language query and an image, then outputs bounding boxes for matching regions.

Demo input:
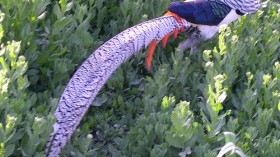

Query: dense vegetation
[0,0,279,156]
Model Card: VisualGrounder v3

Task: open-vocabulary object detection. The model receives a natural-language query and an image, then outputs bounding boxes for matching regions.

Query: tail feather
[45,15,190,157]
[161,32,171,48]
[146,39,158,70]
[173,28,179,39]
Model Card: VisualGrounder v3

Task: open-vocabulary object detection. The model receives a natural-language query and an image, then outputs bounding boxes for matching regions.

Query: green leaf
[0,123,5,142]
[53,3,63,19]
[52,16,72,35]
[150,145,167,157]
[108,144,122,157]
[165,132,184,148]
[223,132,236,143]
[256,109,273,137]
[4,144,15,157]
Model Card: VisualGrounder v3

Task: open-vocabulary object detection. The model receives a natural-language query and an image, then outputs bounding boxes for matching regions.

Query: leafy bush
[0,0,279,156]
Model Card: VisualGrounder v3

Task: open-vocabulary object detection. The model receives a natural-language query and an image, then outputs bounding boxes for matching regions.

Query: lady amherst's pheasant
[45,0,261,156]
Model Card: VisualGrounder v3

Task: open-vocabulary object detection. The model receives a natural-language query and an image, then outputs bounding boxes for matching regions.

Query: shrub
[0,0,279,156]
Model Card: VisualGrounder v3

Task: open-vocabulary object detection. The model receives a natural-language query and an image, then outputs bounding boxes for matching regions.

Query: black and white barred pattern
[219,0,261,14]
[45,16,190,157]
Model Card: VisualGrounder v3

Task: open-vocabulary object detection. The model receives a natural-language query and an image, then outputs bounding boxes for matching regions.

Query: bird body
[169,0,260,52]
[45,0,261,156]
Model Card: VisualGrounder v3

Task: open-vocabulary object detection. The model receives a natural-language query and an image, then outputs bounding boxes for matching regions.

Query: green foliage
[0,0,280,156]
[0,10,55,156]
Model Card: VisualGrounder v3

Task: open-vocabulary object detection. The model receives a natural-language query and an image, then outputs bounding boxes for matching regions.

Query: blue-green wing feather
[168,0,231,26]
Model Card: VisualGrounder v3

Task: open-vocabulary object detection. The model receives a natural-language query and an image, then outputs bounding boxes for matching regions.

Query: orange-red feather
[145,11,185,70]
[146,39,158,70]
[162,32,171,48]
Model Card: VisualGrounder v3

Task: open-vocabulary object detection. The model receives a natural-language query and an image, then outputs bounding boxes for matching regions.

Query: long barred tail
[45,15,190,157]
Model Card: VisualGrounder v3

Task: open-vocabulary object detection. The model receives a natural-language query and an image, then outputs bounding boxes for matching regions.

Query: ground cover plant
[0,0,279,156]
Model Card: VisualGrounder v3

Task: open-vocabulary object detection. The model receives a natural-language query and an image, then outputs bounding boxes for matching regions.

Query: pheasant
[45,0,261,156]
